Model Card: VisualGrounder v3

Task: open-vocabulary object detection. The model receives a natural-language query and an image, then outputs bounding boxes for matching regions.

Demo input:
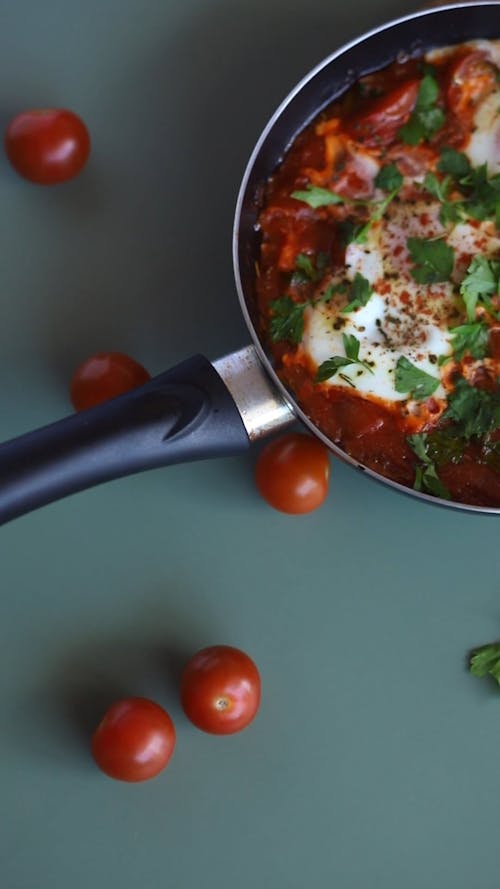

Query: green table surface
[1,2,499,887]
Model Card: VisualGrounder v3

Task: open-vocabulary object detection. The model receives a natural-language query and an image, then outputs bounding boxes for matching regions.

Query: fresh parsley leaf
[294,253,315,280]
[336,179,402,244]
[421,171,464,225]
[416,73,440,107]
[418,462,451,499]
[315,332,373,382]
[395,356,440,400]
[407,432,429,463]
[444,376,500,441]
[418,106,445,136]
[460,255,500,321]
[398,115,425,146]
[459,164,500,226]
[407,433,451,499]
[341,272,373,314]
[398,74,444,145]
[437,146,471,179]
[291,252,329,285]
[423,172,452,203]
[314,355,356,383]
[371,188,401,222]
[470,642,500,687]
[318,281,346,303]
[438,200,464,226]
[374,164,403,192]
[426,427,465,466]
[315,356,354,382]
[342,333,373,372]
[431,149,499,226]
[407,236,454,284]
[343,332,360,361]
[449,322,490,361]
[338,220,369,246]
[269,296,307,344]
[291,185,344,208]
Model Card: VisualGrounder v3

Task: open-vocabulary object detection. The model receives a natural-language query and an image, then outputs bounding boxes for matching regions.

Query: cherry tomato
[70,352,151,411]
[5,108,90,184]
[445,51,497,118]
[344,79,420,147]
[91,697,176,782]
[181,645,261,735]
[255,432,330,514]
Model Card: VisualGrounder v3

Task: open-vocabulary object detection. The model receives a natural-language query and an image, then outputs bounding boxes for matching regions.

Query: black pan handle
[0,354,250,525]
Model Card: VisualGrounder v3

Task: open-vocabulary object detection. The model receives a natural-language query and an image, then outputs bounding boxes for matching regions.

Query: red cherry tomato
[70,352,151,411]
[344,79,420,147]
[181,645,261,735]
[5,108,90,184]
[91,697,176,782]
[255,432,330,514]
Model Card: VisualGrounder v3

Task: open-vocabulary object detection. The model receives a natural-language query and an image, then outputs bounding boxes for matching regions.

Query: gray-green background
[1,2,499,887]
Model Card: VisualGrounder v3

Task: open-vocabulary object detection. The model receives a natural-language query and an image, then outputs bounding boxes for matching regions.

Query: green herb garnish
[341,272,373,314]
[460,256,500,322]
[435,150,500,226]
[470,642,500,687]
[374,163,403,192]
[407,433,451,499]
[421,172,463,224]
[422,172,452,203]
[338,219,369,246]
[449,322,490,361]
[426,428,465,466]
[398,74,445,145]
[269,296,308,344]
[315,332,373,383]
[407,236,454,284]
[459,164,500,226]
[443,376,500,441]
[291,252,329,285]
[395,356,440,401]
[291,185,345,208]
[437,147,472,179]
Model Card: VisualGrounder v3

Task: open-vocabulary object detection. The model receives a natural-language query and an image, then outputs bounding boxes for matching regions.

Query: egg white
[302,201,500,403]
[465,89,500,175]
[301,42,500,407]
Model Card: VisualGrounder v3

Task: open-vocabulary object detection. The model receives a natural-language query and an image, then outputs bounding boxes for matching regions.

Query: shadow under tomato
[7,592,225,769]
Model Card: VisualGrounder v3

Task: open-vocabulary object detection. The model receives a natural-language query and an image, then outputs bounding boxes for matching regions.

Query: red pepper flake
[375,279,391,294]
[427,397,440,414]
[400,290,410,304]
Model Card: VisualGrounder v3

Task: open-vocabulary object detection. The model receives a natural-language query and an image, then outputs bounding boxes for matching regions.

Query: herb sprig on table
[470,642,500,687]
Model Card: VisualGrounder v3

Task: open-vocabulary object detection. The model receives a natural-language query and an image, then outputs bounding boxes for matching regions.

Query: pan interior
[233,3,500,513]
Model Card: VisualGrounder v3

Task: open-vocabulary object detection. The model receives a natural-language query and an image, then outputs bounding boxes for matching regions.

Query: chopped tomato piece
[343,79,420,147]
[446,51,497,118]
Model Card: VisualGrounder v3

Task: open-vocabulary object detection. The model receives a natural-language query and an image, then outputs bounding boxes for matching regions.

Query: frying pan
[0,2,498,523]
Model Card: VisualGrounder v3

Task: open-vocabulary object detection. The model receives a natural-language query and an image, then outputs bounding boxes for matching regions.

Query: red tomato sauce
[256,41,500,506]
